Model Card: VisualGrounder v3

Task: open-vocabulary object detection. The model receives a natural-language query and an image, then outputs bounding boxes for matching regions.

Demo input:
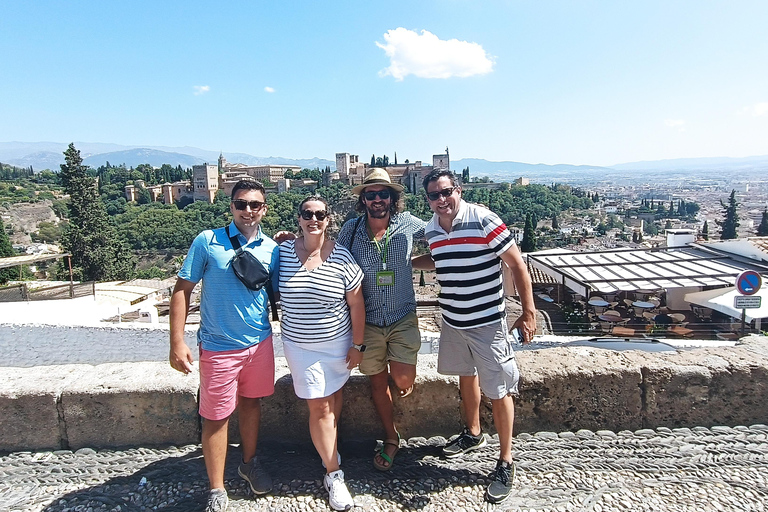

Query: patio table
[598,314,624,322]
[632,301,655,309]
[588,298,610,307]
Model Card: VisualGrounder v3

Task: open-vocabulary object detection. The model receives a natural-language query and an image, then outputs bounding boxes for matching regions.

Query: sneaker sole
[443,436,487,458]
[238,467,272,495]
[485,488,511,503]
[324,482,354,511]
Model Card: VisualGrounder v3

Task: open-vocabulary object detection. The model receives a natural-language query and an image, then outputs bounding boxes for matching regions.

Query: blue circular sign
[736,270,762,296]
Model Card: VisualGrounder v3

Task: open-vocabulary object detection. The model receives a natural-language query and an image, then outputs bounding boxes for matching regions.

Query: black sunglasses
[362,189,391,201]
[232,199,266,210]
[300,210,328,221]
[426,187,457,201]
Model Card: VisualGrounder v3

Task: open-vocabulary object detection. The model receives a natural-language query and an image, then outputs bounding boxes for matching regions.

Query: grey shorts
[437,317,520,399]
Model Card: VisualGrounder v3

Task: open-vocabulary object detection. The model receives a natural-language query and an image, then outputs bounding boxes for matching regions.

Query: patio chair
[599,321,613,334]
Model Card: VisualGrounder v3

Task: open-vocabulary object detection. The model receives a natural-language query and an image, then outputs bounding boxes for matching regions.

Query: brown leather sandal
[373,434,401,471]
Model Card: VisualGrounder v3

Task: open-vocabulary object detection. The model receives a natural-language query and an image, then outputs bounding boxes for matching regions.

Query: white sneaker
[323,469,354,511]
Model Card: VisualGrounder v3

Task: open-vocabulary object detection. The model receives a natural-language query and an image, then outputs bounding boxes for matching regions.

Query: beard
[365,202,389,219]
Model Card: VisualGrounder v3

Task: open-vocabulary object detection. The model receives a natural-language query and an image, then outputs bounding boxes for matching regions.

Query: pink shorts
[198,336,275,421]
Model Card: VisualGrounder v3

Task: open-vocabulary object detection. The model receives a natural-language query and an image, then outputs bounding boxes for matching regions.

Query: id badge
[376,271,395,286]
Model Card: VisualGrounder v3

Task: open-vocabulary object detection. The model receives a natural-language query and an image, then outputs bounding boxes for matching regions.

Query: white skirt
[282,332,352,399]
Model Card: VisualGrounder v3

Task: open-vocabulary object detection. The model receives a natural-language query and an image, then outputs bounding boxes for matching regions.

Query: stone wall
[2,336,767,452]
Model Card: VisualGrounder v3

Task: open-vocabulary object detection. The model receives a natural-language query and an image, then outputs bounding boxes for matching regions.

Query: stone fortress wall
[2,334,767,453]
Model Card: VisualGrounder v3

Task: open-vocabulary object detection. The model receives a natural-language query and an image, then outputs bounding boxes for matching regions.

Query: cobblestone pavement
[2,425,767,512]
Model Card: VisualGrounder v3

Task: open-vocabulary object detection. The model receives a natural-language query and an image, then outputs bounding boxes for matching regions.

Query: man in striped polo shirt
[420,169,536,503]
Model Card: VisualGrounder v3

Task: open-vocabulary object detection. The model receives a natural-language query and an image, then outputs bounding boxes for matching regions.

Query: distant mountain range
[1,141,767,177]
[0,142,334,172]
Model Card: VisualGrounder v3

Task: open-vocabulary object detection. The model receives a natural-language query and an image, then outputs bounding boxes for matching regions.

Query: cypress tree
[419,270,425,287]
[702,220,709,240]
[521,213,536,253]
[717,189,739,240]
[757,208,768,236]
[59,143,135,281]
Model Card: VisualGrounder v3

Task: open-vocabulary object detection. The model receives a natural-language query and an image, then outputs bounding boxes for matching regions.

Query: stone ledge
[1,335,767,452]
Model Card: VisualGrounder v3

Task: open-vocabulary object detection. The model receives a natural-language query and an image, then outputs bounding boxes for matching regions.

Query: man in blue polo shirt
[169,180,279,512]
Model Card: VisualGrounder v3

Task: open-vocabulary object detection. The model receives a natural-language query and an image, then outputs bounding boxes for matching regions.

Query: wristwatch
[352,344,367,352]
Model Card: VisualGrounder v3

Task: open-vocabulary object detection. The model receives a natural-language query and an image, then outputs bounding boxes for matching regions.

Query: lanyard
[368,223,391,270]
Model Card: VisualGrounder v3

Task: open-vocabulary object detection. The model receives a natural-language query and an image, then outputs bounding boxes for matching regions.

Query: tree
[0,216,16,284]
[758,208,768,236]
[419,270,425,287]
[551,213,559,230]
[59,143,134,281]
[520,213,536,252]
[702,220,709,240]
[664,219,672,230]
[394,152,397,165]
[717,189,739,240]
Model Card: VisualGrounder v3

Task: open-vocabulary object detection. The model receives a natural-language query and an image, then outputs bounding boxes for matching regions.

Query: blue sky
[2,0,767,166]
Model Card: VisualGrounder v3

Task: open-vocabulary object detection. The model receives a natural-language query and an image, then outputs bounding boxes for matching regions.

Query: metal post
[741,309,746,336]
[67,255,74,298]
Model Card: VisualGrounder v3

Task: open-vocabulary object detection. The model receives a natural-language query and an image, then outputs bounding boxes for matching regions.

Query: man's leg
[202,417,230,490]
[389,360,416,398]
[238,397,261,464]
[370,370,398,468]
[459,375,482,436]
[490,395,515,463]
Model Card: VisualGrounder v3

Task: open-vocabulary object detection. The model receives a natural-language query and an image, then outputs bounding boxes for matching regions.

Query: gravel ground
[2,425,767,512]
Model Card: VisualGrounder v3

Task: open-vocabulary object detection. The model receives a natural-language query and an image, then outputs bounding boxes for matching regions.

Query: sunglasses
[300,210,328,221]
[426,187,457,201]
[362,189,391,201]
[232,199,266,210]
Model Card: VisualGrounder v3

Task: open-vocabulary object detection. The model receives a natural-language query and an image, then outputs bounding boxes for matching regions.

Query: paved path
[2,425,767,512]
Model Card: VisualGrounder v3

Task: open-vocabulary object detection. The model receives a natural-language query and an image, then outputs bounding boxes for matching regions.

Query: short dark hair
[354,187,404,215]
[422,169,459,192]
[231,179,266,199]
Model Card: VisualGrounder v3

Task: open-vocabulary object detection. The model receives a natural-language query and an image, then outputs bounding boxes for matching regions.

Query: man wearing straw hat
[337,167,427,472]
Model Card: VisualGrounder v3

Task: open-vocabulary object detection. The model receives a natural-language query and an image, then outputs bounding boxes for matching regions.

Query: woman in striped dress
[278,196,365,511]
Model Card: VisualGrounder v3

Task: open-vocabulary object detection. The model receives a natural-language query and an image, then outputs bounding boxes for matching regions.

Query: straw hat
[351,168,404,195]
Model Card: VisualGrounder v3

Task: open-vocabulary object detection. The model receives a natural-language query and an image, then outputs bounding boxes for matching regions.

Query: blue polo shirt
[178,222,279,352]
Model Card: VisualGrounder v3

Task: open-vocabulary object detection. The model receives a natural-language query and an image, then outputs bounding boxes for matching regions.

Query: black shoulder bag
[225,225,279,321]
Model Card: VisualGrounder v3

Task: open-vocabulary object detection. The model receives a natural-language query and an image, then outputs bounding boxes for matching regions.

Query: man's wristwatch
[352,344,366,352]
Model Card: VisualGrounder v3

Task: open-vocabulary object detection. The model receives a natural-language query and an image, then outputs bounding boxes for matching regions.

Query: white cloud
[747,102,768,117]
[664,119,686,131]
[376,28,494,81]
[264,86,275,93]
[193,85,210,96]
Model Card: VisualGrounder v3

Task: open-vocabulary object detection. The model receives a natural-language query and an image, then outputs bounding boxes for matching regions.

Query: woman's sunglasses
[426,187,457,201]
[232,199,266,210]
[300,210,328,221]
[362,189,391,201]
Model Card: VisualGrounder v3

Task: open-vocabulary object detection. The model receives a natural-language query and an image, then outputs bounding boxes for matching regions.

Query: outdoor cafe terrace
[526,237,768,341]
